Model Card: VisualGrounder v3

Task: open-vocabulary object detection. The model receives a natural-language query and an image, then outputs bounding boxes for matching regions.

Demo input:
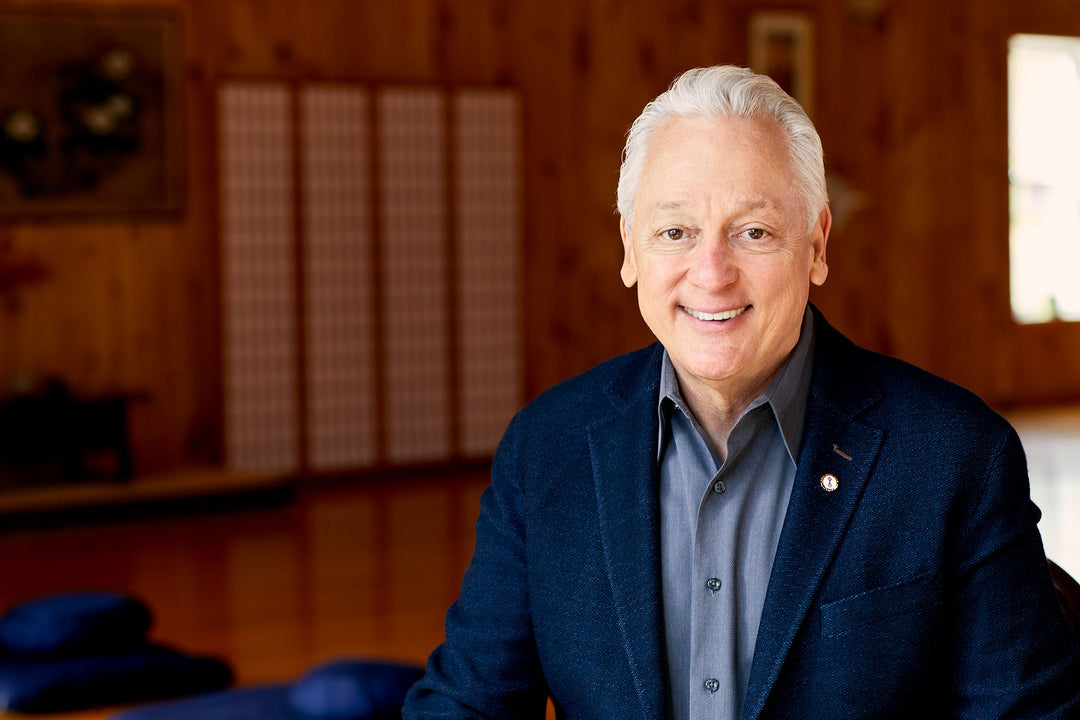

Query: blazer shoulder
[813,312,1013,440]
[492,344,662,492]
[510,344,663,432]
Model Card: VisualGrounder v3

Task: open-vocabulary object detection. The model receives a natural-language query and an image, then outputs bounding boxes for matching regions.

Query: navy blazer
[405,309,1080,719]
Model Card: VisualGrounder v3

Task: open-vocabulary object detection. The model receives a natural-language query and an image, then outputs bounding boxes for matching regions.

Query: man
[403,66,1080,719]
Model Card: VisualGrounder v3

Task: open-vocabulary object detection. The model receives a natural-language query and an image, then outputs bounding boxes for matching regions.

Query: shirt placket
[689,460,739,720]
[687,408,770,720]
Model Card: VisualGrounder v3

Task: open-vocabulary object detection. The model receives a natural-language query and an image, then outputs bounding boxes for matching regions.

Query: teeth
[685,305,749,321]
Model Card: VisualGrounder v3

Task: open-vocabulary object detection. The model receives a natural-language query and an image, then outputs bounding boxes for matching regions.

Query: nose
[690,234,738,288]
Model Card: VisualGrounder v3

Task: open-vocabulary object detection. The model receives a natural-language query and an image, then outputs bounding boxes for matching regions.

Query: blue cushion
[288,660,425,719]
[0,646,233,713]
[111,685,292,720]
[111,658,424,720]
[0,592,152,657]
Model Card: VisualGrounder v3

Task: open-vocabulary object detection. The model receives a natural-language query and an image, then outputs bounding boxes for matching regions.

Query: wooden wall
[2,0,1080,476]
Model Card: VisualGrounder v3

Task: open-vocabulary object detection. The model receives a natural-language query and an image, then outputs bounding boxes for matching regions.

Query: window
[1009,34,1080,323]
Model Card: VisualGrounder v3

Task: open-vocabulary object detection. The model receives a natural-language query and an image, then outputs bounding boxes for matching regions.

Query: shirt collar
[656,305,816,465]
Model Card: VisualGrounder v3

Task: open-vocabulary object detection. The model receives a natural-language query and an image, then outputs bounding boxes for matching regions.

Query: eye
[662,228,684,241]
[745,228,766,240]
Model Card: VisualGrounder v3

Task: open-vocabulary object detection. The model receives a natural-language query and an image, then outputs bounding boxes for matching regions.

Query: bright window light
[1009,34,1080,323]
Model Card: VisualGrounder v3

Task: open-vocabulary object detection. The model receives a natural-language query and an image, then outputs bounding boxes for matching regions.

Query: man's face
[620,114,830,402]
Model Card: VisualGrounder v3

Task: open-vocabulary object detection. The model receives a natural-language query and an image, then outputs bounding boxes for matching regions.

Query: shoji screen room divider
[219,82,522,477]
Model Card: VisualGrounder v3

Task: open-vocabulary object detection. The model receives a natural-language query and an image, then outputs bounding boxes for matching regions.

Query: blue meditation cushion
[111,685,292,720]
[0,645,233,713]
[0,592,152,657]
[287,659,426,719]
[111,658,424,720]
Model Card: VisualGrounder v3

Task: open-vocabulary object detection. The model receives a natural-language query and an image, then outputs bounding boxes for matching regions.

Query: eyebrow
[735,198,776,212]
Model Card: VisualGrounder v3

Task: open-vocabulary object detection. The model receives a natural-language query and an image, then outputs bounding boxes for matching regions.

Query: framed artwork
[0,4,184,219]
[748,11,815,118]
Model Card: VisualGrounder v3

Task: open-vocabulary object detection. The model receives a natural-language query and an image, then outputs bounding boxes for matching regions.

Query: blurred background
[0,0,1078,712]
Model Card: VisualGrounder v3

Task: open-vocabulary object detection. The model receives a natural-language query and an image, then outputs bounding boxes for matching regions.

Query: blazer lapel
[588,346,667,720]
[742,315,885,720]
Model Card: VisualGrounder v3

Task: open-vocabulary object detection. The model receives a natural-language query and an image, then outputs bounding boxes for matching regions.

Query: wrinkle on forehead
[644,197,779,214]
[630,115,813,235]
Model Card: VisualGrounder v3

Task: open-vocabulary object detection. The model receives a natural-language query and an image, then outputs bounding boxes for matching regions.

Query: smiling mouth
[682,305,750,322]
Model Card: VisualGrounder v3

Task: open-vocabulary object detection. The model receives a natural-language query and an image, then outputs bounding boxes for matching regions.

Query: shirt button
[704,678,720,693]
[706,577,722,592]
[712,479,726,494]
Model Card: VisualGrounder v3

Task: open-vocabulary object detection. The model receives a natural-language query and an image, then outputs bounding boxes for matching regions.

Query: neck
[677,370,778,463]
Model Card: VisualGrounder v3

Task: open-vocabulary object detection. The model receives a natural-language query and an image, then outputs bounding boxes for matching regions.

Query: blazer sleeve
[948,425,1080,718]
[403,414,550,720]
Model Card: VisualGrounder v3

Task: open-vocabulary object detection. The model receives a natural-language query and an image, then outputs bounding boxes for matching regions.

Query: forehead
[635,114,800,214]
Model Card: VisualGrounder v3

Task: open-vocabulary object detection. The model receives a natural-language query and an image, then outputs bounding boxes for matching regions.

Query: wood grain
[2,0,1080,480]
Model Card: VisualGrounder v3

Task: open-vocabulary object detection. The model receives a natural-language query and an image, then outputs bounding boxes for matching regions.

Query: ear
[809,205,831,287]
[619,215,638,288]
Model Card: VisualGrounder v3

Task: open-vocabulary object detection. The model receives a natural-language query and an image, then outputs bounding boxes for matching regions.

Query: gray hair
[616,65,828,232]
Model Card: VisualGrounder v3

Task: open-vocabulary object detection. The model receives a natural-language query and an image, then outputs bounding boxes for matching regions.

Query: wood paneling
[3,0,1080,478]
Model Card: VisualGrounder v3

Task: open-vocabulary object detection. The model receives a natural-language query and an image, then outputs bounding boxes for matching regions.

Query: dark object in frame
[0,3,184,220]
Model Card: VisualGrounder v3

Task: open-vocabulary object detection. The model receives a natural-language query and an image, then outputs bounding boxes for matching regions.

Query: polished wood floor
[0,404,1078,720]
[0,468,489,720]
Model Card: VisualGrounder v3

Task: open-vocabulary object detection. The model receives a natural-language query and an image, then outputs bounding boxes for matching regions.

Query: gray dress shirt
[658,307,815,720]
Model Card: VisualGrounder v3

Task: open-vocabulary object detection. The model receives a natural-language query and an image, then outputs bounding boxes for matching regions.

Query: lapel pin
[820,473,839,492]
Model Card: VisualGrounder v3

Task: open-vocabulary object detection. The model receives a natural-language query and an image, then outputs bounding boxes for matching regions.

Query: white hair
[616,65,828,232]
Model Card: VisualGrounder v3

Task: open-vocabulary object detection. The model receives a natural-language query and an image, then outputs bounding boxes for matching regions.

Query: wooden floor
[0,467,489,720]
[0,404,1078,719]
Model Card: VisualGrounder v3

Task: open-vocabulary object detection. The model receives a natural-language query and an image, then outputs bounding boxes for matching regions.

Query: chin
[680,356,744,385]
